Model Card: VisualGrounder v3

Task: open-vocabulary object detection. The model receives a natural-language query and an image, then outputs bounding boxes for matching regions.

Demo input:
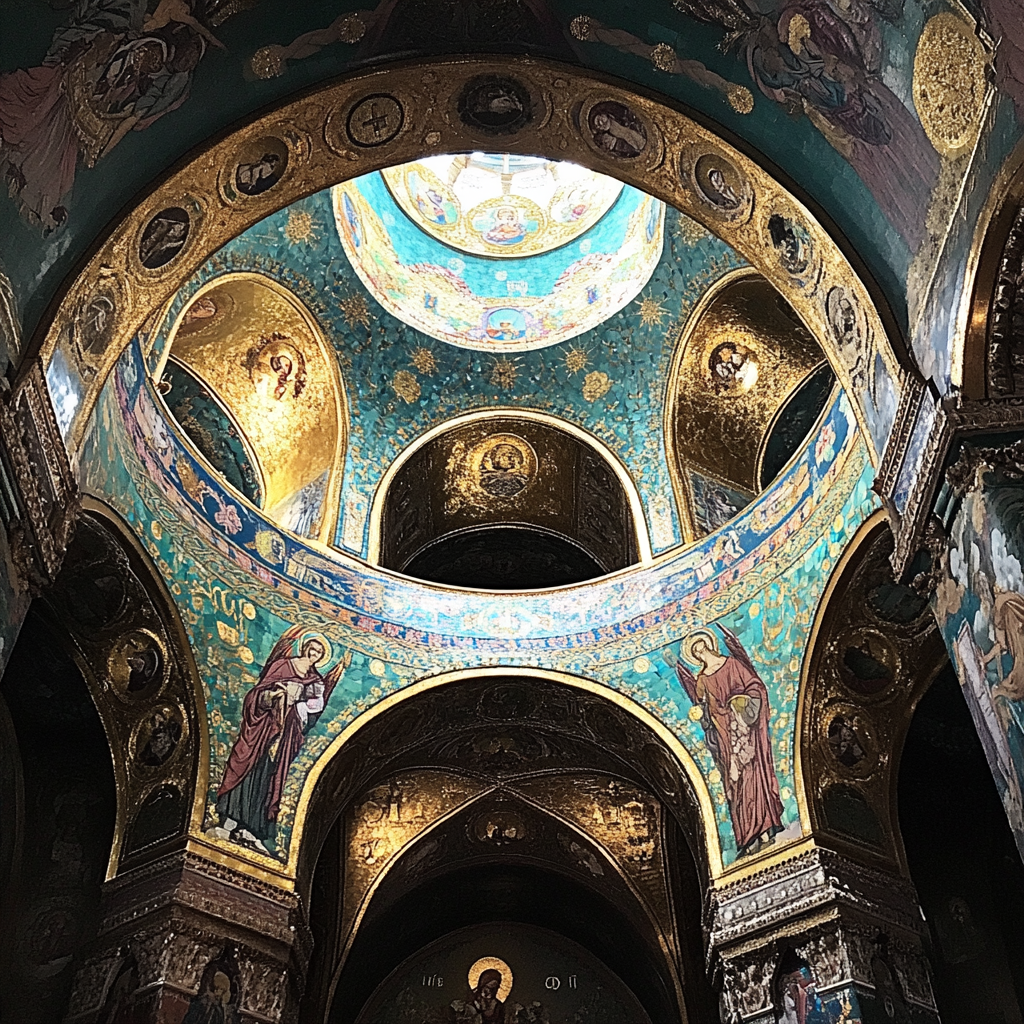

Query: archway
[373,413,644,586]
[297,673,717,1023]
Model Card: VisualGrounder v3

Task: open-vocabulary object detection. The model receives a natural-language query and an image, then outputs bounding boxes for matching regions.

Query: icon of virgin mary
[213,626,349,854]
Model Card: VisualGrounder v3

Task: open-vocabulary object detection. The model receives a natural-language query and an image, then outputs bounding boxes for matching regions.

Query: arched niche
[36,58,905,465]
[959,140,1024,399]
[796,512,946,870]
[39,502,209,875]
[370,413,645,586]
[294,673,715,1023]
[665,269,835,541]
[0,608,116,1023]
[154,273,348,544]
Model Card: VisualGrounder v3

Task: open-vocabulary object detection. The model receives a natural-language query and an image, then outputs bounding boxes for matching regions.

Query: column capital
[65,850,310,1024]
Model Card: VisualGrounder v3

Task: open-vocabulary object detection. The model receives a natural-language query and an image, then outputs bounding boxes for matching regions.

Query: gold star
[489,359,518,390]
[582,370,613,402]
[392,370,420,404]
[564,346,588,375]
[637,295,668,327]
[339,293,371,329]
[284,209,319,246]
[410,347,437,374]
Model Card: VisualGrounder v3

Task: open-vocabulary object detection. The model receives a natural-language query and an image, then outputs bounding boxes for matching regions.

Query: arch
[52,499,211,874]
[958,138,1024,399]
[796,511,946,871]
[292,668,720,887]
[367,408,652,572]
[36,57,904,462]
[663,266,834,541]
[152,271,349,546]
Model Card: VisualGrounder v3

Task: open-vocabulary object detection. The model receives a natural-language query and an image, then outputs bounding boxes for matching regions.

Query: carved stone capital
[0,359,77,593]
[708,848,937,1023]
[886,395,1024,577]
[945,434,1024,495]
[707,848,923,952]
[65,851,310,1023]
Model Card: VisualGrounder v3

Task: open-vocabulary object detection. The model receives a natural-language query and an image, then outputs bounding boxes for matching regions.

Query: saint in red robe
[216,628,341,846]
[673,626,784,854]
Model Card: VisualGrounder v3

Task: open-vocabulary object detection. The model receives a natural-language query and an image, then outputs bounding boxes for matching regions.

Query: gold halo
[682,628,719,666]
[298,631,332,666]
[468,957,513,1003]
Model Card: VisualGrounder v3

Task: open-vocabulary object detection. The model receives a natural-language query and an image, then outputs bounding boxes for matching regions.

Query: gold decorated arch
[41,57,905,462]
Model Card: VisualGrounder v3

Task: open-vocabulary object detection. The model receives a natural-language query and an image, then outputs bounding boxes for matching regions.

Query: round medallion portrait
[139,207,190,270]
[134,705,185,768]
[767,213,813,277]
[472,434,538,499]
[707,339,759,395]
[107,629,166,700]
[692,152,749,214]
[585,101,648,159]
[458,76,533,135]
[233,136,288,197]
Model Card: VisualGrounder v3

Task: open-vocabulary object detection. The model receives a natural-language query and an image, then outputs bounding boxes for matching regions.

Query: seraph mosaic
[78,333,878,873]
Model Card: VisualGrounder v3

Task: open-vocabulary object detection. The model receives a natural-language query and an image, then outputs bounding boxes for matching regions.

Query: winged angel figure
[0,0,228,231]
[664,624,784,855]
[214,625,351,855]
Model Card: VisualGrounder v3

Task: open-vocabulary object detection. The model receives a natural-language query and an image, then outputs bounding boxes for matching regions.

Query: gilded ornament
[337,13,366,44]
[913,13,988,157]
[339,293,371,329]
[410,347,437,374]
[582,370,612,401]
[637,295,668,326]
[564,346,588,374]
[284,209,318,246]
[392,370,421,403]
[570,15,593,40]
[250,45,284,80]
[347,94,404,148]
[633,656,651,673]
[489,359,518,389]
[650,43,677,72]
[726,84,754,115]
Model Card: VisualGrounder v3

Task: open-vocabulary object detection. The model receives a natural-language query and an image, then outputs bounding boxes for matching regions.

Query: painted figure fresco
[614,0,940,250]
[933,459,1024,856]
[453,968,506,1023]
[0,0,224,231]
[665,625,784,855]
[213,626,348,854]
[183,955,240,1024]
[774,957,855,1023]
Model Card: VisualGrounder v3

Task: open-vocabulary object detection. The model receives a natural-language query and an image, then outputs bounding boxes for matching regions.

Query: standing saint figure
[665,625,784,855]
[214,626,348,854]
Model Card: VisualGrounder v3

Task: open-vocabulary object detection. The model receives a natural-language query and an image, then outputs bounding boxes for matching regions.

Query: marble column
[709,848,939,1024]
[63,850,309,1024]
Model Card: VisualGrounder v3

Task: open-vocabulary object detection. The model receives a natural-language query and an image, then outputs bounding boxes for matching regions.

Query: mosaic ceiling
[139,153,835,557]
[335,158,664,351]
[70,142,879,886]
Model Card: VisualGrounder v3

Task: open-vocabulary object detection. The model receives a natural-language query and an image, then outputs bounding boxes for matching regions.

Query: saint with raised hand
[213,626,349,854]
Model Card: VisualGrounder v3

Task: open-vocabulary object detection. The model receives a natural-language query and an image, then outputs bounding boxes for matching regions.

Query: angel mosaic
[664,625,784,856]
[0,0,226,232]
[212,626,350,855]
